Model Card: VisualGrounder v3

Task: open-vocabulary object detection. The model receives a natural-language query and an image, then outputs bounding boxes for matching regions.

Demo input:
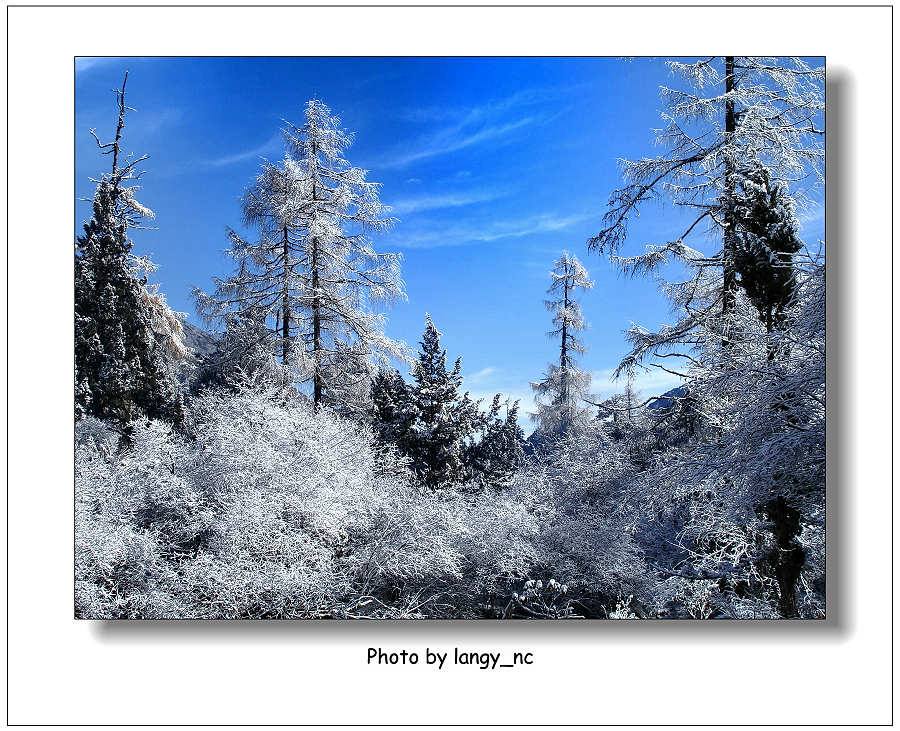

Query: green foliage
[74,179,183,427]
[371,315,525,489]
[733,163,805,332]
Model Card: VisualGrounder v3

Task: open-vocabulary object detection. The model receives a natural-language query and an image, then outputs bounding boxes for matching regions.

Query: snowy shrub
[75,383,544,619]
[500,423,657,616]
[75,418,190,618]
[490,578,579,619]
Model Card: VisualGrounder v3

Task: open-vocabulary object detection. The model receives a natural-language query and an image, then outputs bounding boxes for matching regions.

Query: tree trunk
[722,56,738,330]
[111,71,128,180]
[309,138,324,408]
[282,226,291,364]
[764,496,806,618]
[311,235,323,406]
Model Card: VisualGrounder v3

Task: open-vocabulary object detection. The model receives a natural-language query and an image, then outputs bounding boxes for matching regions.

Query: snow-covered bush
[498,422,657,617]
[75,418,193,618]
[76,383,545,618]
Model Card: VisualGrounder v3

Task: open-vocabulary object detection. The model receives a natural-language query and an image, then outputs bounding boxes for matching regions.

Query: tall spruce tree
[75,72,184,428]
[196,98,407,406]
[531,252,594,437]
[408,314,479,488]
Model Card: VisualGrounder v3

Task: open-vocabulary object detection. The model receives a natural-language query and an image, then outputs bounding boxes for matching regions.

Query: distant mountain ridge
[181,321,218,358]
[646,385,688,411]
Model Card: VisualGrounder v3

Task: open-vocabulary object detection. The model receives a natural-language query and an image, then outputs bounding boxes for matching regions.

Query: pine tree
[196,98,407,406]
[370,367,417,449]
[466,395,525,487]
[733,162,804,334]
[531,252,594,437]
[75,72,184,429]
[733,162,806,613]
[408,315,479,488]
[370,316,525,489]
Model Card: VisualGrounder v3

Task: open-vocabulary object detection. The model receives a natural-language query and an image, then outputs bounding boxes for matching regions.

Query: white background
[6,3,893,725]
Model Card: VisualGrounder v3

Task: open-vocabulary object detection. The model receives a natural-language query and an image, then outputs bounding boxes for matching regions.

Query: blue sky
[75,57,824,419]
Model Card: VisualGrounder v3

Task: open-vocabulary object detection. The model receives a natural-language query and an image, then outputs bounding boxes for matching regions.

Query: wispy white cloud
[405,177,423,184]
[379,117,536,169]
[205,133,282,168]
[388,189,506,216]
[75,57,121,75]
[375,86,581,170]
[137,107,184,135]
[401,85,585,125]
[467,366,498,384]
[391,210,600,249]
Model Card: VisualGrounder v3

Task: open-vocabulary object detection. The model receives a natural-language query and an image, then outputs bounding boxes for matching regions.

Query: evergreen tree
[734,163,805,334]
[531,252,594,437]
[196,98,406,406]
[370,367,417,449]
[75,72,184,429]
[370,316,524,489]
[589,57,823,347]
[733,162,806,613]
[408,315,479,488]
[466,395,525,488]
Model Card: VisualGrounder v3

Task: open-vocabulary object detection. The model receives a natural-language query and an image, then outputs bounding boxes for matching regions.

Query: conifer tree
[370,316,525,489]
[370,367,417,449]
[531,252,594,436]
[75,72,185,428]
[733,163,804,334]
[466,395,525,487]
[408,314,479,488]
[196,98,407,406]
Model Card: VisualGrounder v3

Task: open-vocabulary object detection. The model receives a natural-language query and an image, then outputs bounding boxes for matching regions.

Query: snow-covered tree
[631,258,825,617]
[585,58,825,617]
[370,316,524,490]
[320,338,376,420]
[531,252,594,436]
[192,307,290,394]
[466,395,525,488]
[590,57,823,331]
[407,315,480,488]
[75,72,185,429]
[733,161,805,334]
[196,98,407,406]
[76,382,542,619]
[370,366,417,449]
